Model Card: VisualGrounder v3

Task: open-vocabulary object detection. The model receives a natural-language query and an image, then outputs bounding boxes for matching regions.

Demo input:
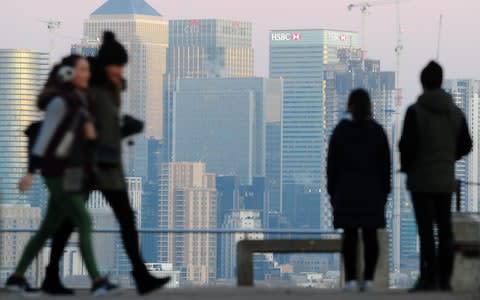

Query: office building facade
[444,79,480,212]
[158,162,217,285]
[164,19,254,162]
[269,29,359,229]
[0,49,48,205]
[83,0,168,178]
[172,78,282,185]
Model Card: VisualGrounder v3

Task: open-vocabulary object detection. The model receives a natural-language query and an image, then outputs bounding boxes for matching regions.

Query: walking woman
[5,55,119,296]
[42,32,170,295]
[327,89,391,292]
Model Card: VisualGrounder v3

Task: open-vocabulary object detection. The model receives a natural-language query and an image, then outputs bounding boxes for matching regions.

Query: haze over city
[2,0,480,106]
[1,0,480,295]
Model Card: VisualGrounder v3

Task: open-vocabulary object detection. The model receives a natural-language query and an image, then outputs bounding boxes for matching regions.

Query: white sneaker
[343,280,358,292]
[360,280,374,292]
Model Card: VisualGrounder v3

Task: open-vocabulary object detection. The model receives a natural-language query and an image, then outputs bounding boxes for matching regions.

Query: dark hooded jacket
[399,89,472,192]
[327,118,391,229]
[88,57,127,191]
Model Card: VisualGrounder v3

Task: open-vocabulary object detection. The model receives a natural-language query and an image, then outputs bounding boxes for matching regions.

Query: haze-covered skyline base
[2,0,479,109]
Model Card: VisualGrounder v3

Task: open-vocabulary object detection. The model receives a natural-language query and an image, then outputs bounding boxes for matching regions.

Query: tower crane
[348,0,409,55]
[436,14,443,61]
[38,19,61,65]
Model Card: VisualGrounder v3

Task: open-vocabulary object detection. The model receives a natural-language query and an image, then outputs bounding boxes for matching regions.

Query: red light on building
[189,19,200,27]
[292,33,302,41]
[339,34,347,42]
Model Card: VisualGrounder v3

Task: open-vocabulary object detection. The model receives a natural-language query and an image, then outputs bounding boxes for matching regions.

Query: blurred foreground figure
[6,55,119,296]
[44,32,170,295]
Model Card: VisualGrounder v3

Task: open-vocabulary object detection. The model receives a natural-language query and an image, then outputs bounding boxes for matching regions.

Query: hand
[18,174,34,192]
[84,122,97,140]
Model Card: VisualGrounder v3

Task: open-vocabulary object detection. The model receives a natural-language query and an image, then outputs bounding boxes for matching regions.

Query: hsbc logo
[271,32,303,41]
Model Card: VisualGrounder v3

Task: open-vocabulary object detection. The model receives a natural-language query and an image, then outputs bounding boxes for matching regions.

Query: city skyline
[2,0,480,108]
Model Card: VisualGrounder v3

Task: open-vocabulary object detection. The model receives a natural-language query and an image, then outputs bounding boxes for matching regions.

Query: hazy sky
[2,0,480,107]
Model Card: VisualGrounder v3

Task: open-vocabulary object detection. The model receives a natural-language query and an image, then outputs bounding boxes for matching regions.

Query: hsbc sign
[271,32,302,41]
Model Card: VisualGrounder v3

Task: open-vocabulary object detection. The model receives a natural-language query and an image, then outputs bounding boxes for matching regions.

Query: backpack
[24,121,43,152]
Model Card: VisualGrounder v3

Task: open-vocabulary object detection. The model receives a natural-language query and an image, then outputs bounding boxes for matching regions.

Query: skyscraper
[158,162,217,285]
[269,29,360,229]
[220,210,264,279]
[0,49,48,205]
[172,78,281,185]
[83,0,168,177]
[444,79,480,212]
[164,19,254,162]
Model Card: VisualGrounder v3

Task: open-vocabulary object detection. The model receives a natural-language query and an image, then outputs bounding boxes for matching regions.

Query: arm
[456,114,473,160]
[29,97,68,173]
[327,127,339,198]
[398,106,418,173]
[381,127,392,196]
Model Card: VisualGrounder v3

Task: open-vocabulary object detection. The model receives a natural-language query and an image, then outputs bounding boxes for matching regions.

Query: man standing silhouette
[399,61,472,291]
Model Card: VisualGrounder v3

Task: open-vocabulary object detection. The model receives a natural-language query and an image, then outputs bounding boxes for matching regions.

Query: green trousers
[15,178,100,279]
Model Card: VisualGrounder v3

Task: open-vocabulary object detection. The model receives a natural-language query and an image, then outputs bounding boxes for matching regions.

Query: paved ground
[1,288,479,300]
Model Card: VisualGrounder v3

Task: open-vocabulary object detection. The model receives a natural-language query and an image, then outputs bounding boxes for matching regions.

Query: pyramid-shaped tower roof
[91,0,161,17]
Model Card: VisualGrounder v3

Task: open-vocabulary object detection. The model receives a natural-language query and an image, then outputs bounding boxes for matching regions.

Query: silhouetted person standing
[327,89,391,292]
[399,61,472,292]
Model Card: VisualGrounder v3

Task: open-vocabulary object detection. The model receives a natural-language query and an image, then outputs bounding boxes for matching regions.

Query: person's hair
[38,54,85,109]
[43,54,84,89]
[348,89,372,122]
[421,61,443,90]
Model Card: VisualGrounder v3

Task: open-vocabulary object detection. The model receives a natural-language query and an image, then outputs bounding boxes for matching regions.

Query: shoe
[343,280,358,292]
[41,266,74,295]
[6,275,40,295]
[439,281,452,292]
[91,278,120,296]
[359,280,374,292]
[133,271,171,295]
[408,278,438,292]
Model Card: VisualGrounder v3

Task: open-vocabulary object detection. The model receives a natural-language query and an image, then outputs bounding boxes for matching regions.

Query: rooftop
[91,0,161,17]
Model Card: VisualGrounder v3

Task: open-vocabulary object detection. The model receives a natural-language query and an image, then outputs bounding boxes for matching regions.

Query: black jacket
[399,89,472,192]
[29,88,92,179]
[327,118,391,229]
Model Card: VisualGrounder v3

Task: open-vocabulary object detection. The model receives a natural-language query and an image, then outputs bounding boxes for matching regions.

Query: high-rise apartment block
[158,162,217,285]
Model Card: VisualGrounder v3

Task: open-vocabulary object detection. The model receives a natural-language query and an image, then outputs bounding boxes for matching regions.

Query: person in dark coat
[40,32,170,295]
[327,89,391,292]
[399,61,472,292]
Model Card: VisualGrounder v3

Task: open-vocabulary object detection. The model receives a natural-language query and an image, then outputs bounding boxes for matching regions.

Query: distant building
[269,29,360,230]
[82,0,168,177]
[158,162,217,285]
[220,210,264,279]
[266,122,281,214]
[141,138,163,262]
[145,263,180,288]
[444,79,480,212]
[70,39,99,57]
[0,49,48,205]
[0,205,43,284]
[172,77,282,185]
[164,19,254,162]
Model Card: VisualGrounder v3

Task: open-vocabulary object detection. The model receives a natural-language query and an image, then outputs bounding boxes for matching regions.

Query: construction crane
[436,14,443,60]
[38,19,61,65]
[348,0,409,55]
